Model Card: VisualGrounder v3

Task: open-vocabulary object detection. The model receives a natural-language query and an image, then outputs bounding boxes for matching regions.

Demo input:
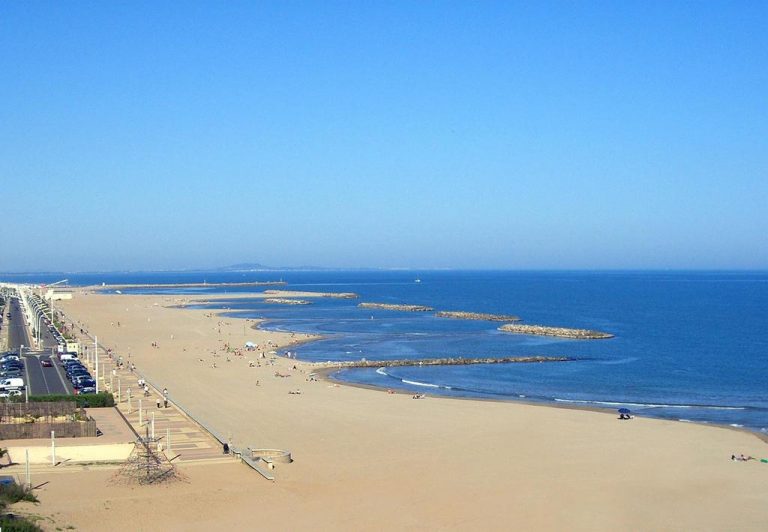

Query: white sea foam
[553,399,745,410]
[401,379,440,388]
[375,367,388,376]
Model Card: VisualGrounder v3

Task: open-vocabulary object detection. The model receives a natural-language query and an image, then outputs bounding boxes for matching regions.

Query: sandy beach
[18,290,768,531]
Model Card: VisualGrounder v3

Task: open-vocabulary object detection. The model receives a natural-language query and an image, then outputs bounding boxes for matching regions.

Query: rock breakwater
[498,324,613,339]
[317,355,569,369]
[359,303,434,312]
[436,311,521,322]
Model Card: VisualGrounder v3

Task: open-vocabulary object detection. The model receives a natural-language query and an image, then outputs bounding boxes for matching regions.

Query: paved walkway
[57,312,232,465]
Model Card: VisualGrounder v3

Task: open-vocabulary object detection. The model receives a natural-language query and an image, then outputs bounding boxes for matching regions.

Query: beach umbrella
[245,341,256,348]
[618,408,631,414]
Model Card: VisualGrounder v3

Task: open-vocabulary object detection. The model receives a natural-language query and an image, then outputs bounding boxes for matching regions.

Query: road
[23,351,72,395]
[4,296,72,395]
[6,297,31,351]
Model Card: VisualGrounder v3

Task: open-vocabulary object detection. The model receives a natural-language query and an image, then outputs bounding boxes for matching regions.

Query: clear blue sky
[1,1,766,271]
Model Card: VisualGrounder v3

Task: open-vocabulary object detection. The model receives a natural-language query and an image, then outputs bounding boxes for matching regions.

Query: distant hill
[223,262,269,271]
[218,263,330,271]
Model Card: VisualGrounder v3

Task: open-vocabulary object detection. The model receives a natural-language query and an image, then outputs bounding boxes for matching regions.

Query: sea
[3,270,767,433]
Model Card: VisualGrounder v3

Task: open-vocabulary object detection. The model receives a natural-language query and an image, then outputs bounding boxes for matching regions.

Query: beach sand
[22,291,768,531]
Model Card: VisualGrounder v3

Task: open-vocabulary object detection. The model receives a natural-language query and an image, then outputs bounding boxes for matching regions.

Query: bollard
[51,430,56,466]
[25,449,30,490]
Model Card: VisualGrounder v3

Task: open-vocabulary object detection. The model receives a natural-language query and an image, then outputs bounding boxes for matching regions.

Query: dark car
[73,377,96,389]
[63,360,84,370]
[66,367,89,379]
[41,359,53,367]
[68,371,91,383]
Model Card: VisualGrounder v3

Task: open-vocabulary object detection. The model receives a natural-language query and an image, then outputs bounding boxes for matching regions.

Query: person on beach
[163,388,169,408]
[156,397,161,409]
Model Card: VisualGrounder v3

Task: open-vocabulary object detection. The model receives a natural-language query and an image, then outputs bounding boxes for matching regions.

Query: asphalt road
[23,351,72,395]
[6,297,31,351]
[4,297,71,395]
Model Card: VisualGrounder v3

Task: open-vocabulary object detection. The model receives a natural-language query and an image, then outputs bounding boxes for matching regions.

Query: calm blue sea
[3,270,767,432]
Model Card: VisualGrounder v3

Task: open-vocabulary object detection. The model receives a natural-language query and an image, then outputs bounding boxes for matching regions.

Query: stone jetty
[264,298,312,305]
[101,281,286,290]
[318,355,569,369]
[359,302,435,312]
[436,311,521,322]
[498,324,613,339]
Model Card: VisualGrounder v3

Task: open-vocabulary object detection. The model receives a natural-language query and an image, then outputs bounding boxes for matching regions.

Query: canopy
[244,341,256,348]
[618,408,631,414]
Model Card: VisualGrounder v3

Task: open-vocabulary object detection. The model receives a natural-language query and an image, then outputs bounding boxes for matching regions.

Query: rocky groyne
[264,298,312,305]
[498,324,613,339]
[317,355,569,369]
[359,302,434,312]
[436,311,521,322]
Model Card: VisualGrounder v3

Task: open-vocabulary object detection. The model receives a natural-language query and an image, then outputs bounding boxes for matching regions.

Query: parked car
[72,374,93,385]
[68,370,91,382]
[66,364,88,375]
[73,377,96,389]
[66,368,89,380]
[0,377,24,389]
[0,369,23,379]
[0,390,22,398]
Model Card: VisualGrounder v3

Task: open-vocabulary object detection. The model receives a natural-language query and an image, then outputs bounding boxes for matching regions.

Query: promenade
[54,309,231,465]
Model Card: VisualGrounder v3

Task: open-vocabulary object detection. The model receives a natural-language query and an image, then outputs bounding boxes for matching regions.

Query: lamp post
[94,335,99,393]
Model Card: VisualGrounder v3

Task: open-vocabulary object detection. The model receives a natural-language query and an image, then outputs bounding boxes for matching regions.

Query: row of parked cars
[0,353,25,397]
[60,355,97,394]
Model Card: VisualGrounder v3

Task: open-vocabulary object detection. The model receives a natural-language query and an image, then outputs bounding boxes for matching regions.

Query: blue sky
[1,1,766,271]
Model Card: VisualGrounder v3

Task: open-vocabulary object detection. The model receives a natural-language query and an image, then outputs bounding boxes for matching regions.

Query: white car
[0,389,22,398]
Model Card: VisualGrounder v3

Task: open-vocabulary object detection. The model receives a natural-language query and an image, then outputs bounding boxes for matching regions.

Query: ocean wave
[401,379,440,388]
[553,398,747,410]
[375,367,388,376]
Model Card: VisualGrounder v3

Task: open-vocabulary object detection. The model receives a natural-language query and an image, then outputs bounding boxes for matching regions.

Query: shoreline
[312,365,768,444]
[188,291,764,436]
[41,289,768,530]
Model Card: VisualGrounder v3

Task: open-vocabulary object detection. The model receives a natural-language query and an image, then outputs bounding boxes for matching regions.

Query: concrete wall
[0,420,97,440]
[7,443,133,464]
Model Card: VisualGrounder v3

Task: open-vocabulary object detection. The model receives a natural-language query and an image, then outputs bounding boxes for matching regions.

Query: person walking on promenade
[163,388,169,408]
[156,397,161,410]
